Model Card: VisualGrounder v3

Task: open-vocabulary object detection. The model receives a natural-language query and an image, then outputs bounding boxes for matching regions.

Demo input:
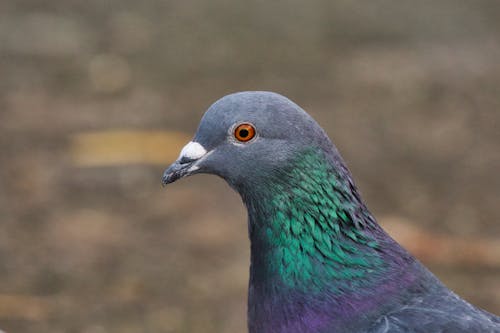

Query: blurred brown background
[1,1,499,332]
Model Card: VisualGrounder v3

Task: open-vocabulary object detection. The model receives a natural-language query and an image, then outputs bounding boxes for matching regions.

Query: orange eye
[234,123,256,142]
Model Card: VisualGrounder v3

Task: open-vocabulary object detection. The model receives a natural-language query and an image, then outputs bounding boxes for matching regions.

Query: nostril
[179,156,196,164]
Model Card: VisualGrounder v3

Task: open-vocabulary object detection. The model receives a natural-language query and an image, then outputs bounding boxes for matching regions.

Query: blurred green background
[1,1,499,332]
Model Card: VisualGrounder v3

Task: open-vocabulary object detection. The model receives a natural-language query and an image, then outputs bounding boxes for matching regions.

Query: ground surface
[1,1,499,332]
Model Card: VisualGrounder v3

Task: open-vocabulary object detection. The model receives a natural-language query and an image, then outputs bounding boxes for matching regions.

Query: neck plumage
[241,148,429,332]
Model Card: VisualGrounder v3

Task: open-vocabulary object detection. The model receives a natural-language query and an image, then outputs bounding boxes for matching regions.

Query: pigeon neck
[242,148,419,328]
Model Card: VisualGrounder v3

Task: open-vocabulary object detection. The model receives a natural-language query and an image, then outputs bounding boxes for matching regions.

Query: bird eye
[234,123,256,142]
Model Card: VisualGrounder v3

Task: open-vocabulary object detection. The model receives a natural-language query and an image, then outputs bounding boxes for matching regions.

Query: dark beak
[161,158,197,186]
[161,141,208,186]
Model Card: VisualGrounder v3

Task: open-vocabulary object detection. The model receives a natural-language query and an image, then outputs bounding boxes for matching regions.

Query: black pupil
[239,129,249,138]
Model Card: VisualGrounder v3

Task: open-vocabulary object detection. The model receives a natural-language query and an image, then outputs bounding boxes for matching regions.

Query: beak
[162,141,208,186]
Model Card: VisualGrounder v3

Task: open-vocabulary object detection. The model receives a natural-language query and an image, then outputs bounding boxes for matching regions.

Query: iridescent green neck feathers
[244,148,392,294]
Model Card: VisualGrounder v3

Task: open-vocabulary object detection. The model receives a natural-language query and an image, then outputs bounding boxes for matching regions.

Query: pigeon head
[162,91,335,192]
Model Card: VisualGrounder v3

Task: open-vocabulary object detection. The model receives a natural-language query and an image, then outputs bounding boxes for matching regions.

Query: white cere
[179,141,207,160]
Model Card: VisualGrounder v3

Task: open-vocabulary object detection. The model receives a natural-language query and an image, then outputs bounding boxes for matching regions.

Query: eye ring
[233,123,256,142]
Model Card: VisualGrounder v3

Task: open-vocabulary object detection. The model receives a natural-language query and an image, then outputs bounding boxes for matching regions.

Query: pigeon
[162,91,500,333]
